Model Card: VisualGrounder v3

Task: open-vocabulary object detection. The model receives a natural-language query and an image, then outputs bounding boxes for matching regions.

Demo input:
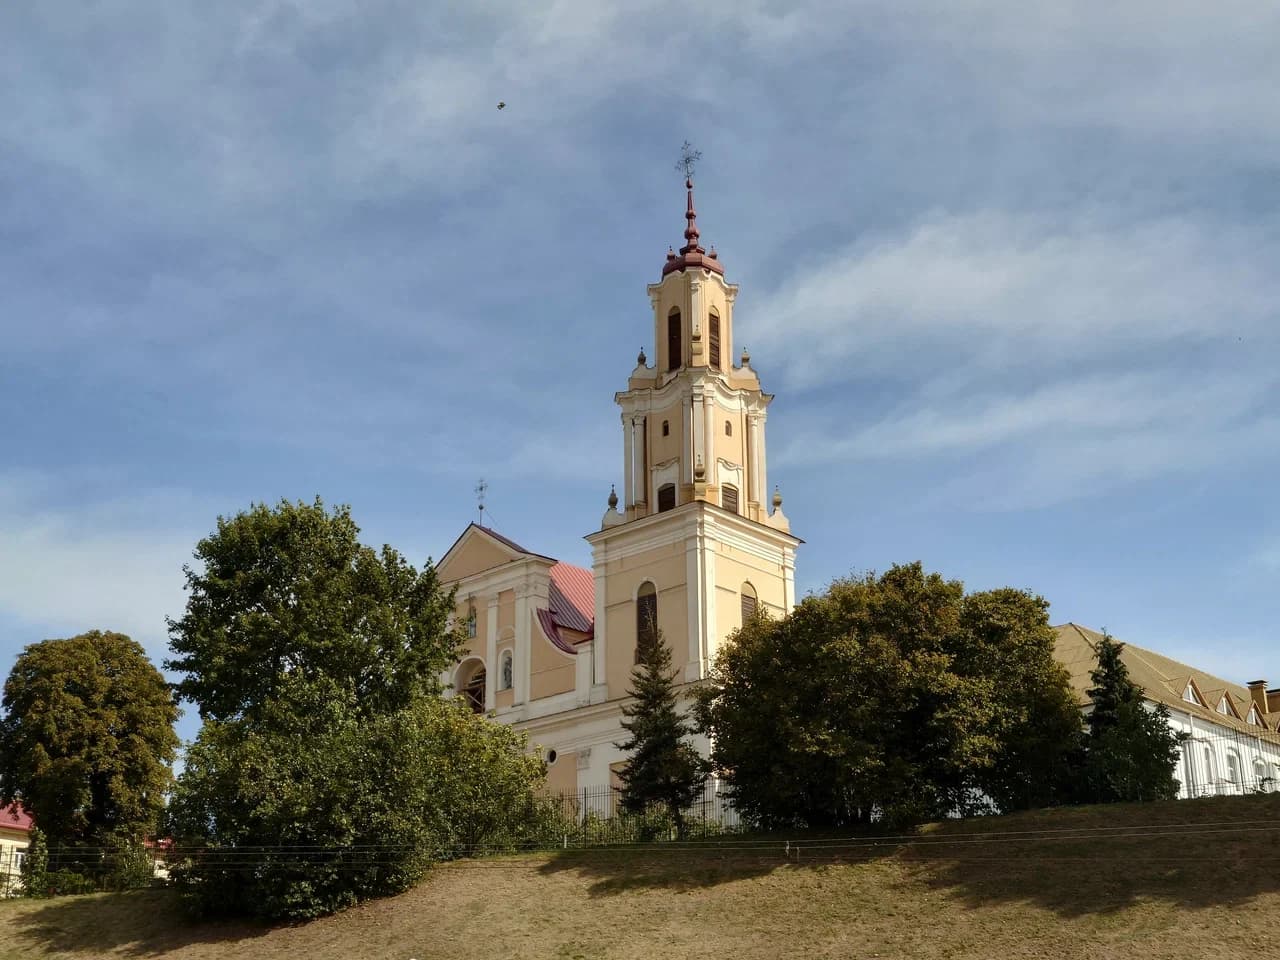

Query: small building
[0,804,32,895]
[1054,623,1280,797]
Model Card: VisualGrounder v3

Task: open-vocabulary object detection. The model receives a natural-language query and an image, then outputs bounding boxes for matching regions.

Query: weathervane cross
[676,140,702,179]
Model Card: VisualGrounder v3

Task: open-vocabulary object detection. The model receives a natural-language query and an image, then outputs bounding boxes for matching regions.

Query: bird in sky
[497,101,506,110]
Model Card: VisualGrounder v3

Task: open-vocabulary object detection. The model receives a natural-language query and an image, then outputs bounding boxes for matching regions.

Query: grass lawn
[2,793,1278,960]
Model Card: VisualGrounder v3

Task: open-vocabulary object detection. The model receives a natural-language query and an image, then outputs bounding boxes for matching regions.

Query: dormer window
[667,309,682,371]
[1218,697,1231,716]
[709,309,721,370]
[1182,682,1200,705]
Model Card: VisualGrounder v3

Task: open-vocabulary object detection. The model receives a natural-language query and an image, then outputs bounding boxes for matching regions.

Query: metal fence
[534,779,742,846]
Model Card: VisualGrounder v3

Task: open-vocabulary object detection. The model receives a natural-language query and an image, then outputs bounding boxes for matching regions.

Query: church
[432,177,1280,802]
[433,177,798,796]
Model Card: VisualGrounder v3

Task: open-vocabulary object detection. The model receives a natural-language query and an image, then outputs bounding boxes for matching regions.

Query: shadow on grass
[6,888,272,958]
[535,794,1280,915]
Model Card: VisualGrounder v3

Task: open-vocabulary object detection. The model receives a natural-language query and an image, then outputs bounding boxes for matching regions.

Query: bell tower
[586,175,800,697]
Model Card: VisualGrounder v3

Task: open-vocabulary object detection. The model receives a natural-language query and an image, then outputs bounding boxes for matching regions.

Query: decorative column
[622,413,634,509]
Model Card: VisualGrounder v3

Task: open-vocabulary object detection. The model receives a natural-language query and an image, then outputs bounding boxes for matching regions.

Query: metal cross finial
[475,478,488,526]
[676,140,702,179]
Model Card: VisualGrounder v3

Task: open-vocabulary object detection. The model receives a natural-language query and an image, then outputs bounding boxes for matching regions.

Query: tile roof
[0,803,32,833]
[1052,623,1280,745]
[549,562,594,636]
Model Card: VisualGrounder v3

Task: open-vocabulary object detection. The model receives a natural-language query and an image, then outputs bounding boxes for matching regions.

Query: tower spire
[662,143,723,277]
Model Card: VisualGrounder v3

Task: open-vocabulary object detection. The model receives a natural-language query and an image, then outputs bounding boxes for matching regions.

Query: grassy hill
[3,793,1278,960]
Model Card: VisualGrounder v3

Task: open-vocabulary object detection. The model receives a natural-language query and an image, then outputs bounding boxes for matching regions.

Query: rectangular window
[741,593,757,621]
[721,484,739,514]
[657,484,676,512]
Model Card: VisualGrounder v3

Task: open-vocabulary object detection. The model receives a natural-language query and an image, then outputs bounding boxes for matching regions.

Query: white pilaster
[514,583,531,706]
[622,413,634,508]
[485,595,499,711]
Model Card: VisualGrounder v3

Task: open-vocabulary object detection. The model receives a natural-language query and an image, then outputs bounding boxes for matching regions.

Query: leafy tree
[615,628,709,838]
[1081,633,1182,803]
[169,692,544,920]
[0,631,179,847]
[696,564,1083,829]
[166,497,458,724]
[165,499,545,920]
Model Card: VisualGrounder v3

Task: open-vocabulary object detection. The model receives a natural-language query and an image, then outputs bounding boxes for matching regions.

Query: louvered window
[722,483,739,514]
[668,310,682,371]
[740,582,758,622]
[709,310,721,370]
[657,483,676,512]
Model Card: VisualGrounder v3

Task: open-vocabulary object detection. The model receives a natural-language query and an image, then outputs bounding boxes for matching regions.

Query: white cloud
[0,476,207,660]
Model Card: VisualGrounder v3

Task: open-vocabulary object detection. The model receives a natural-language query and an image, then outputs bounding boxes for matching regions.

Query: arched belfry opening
[456,659,486,714]
[667,308,682,370]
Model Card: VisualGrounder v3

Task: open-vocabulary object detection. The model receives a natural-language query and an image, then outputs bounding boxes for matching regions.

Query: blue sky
[2,1,1277,745]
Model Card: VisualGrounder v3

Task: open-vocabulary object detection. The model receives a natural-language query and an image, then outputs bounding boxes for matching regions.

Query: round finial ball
[772,486,783,509]
[741,346,751,365]
[637,347,647,366]
[608,485,618,509]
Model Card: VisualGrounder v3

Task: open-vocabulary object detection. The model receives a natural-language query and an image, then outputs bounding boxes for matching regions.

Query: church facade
[434,179,798,795]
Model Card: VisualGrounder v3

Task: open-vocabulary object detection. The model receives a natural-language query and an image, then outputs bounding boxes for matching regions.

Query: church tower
[587,177,800,698]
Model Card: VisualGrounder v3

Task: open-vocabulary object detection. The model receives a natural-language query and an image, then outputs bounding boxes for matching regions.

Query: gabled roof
[1052,623,1280,745]
[437,523,558,583]
[0,803,32,834]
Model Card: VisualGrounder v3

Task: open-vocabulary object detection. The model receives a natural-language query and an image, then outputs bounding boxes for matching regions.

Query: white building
[1054,623,1280,797]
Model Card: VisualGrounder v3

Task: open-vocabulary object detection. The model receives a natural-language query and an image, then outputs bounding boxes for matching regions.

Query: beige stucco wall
[530,623,576,700]
[544,751,578,795]
[712,550,787,656]
[602,540,690,694]
[439,536,513,582]
[497,590,515,631]
[455,599,487,663]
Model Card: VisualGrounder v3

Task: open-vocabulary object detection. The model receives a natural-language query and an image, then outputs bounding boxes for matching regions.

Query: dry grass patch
[2,794,1278,960]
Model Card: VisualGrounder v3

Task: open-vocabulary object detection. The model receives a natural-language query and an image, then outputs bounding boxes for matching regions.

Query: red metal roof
[0,804,32,833]
[549,562,594,637]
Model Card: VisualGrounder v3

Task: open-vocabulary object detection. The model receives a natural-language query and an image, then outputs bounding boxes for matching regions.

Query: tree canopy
[696,563,1083,828]
[165,498,545,920]
[0,631,179,847]
[615,627,708,837]
[166,497,458,723]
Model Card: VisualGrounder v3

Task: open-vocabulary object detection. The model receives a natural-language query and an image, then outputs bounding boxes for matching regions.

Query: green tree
[166,497,458,724]
[615,628,709,838]
[696,564,1083,828]
[1081,633,1182,803]
[165,499,545,920]
[0,631,179,848]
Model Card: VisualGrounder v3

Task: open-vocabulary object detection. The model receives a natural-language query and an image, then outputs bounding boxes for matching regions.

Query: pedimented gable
[437,524,531,583]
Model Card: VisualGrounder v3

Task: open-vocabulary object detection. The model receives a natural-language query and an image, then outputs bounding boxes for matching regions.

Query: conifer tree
[615,626,708,838]
[1083,632,1183,803]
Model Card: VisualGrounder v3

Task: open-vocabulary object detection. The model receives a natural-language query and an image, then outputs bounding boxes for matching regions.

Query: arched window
[1253,758,1267,791]
[1226,750,1242,792]
[724,420,732,436]
[740,582,758,623]
[708,309,721,370]
[662,420,670,437]
[1204,746,1217,793]
[667,309,682,371]
[657,483,676,512]
[457,661,486,714]
[722,483,739,515]
[636,582,657,662]
[499,650,513,691]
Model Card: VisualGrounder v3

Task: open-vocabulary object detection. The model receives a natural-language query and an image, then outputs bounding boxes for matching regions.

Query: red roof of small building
[0,804,33,834]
